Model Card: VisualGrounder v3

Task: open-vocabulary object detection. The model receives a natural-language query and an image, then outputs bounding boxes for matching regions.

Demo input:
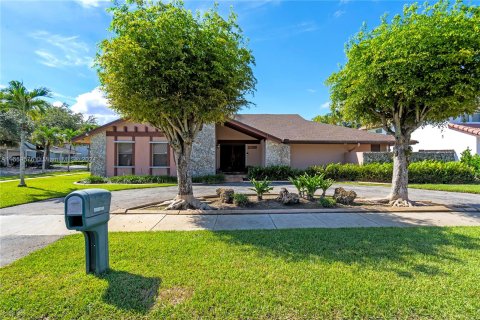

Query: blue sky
[1,0,428,124]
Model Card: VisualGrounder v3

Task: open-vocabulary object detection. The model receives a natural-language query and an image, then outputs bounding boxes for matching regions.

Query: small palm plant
[289,176,306,198]
[249,178,274,201]
[319,177,335,197]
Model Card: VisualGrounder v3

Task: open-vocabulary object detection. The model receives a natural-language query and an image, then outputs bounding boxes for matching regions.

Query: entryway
[219,144,246,172]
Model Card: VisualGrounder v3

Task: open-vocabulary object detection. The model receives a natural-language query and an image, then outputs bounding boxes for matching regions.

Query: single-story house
[72,114,395,177]
[367,112,480,159]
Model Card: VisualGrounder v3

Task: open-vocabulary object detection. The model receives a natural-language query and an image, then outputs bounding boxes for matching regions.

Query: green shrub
[293,174,324,200]
[108,175,177,184]
[249,178,274,200]
[192,174,225,184]
[233,193,250,207]
[460,147,480,172]
[318,197,336,208]
[408,161,476,184]
[250,161,477,184]
[247,165,303,180]
[80,175,108,184]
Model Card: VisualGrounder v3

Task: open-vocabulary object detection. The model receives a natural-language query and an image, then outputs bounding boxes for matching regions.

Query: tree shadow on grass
[98,270,161,314]
[213,227,480,278]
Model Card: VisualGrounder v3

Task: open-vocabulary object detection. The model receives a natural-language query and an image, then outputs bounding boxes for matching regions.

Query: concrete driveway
[1,183,480,267]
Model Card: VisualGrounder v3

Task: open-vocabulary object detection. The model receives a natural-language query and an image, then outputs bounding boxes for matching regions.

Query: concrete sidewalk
[2,210,480,266]
[2,210,480,235]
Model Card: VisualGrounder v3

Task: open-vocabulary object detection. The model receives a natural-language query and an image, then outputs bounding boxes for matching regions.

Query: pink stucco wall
[104,121,176,177]
[290,143,385,169]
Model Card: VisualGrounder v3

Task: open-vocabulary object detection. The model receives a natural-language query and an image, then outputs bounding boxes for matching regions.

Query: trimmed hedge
[109,175,177,184]
[247,161,478,184]
[192,174,225,184]
[81,174,225,185]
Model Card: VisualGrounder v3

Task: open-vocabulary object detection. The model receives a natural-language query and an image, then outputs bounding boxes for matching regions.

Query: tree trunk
[41,143,47,174]
[389,136,410,205]
[161,141,210,210]
[176,143,193,200]
[45,145,51,169]
[67,144,71,172]
[18,129,27,187]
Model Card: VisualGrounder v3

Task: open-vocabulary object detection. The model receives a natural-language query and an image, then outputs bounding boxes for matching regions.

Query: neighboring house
[364,112,480,159]
[49,146,77,162]
[72,114,395,177]
[0,142,37,166]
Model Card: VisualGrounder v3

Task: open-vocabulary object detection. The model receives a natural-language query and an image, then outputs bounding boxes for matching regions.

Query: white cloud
[307,89,317,93]
[52,101,64,108]
[75,0,109,8]
[71,87,118,124]
[0,84,6,89]
[321,101,331,109]
[30,31,93,68]
[334,10,346,18]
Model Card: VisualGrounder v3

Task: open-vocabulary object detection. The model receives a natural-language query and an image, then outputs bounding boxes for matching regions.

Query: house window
[152,143,168,167]
[117,142,133,166]
[371,144,381,152]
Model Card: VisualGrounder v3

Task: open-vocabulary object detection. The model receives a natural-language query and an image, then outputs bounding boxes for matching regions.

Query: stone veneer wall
[363,150,456,164]
[190,123,216,176]
[90,131,107,177]
[265,140,291,166]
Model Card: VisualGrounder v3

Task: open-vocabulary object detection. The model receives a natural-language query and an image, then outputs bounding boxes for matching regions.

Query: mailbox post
[65,189,112,274]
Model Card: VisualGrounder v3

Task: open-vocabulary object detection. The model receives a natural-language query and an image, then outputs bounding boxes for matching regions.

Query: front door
[220,144,246,172]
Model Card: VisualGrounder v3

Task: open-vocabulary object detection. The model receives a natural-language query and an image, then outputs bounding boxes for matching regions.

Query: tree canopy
[326,0,480,203]
[36,104,96,132]
[312,110,360,128]
[327,1,479,134]
[96,0,256,209]
[97,0,256,135]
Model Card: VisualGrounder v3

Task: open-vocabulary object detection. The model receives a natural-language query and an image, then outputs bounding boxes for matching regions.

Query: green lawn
[342,182,480,194]
[1,227,480,319]
[408,183,480,194]
[0,169,88,181]
[0,173,175,208]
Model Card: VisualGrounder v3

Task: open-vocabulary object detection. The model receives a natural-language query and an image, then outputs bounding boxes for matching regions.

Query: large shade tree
[326,0,480,205]
[97,0,256,209]
[0,81,51,187]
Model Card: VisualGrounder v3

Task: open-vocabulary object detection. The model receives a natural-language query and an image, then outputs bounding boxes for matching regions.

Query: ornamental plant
[249,178,274,201]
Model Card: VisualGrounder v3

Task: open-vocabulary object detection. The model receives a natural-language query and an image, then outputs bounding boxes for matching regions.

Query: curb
[116,204,479,216]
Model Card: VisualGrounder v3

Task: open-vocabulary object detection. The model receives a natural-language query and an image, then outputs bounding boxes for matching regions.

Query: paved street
[1,183,480,266]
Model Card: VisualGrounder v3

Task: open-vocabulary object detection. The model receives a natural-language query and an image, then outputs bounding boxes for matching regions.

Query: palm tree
[32,126,60,173]
[0,81,51,187]
[61,128,79,172]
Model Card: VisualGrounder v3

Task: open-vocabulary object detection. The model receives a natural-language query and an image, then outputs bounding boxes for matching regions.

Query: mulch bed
[146,193,437,211]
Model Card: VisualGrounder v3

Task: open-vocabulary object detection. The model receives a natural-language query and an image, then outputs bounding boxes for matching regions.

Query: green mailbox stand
[65,189,112,274]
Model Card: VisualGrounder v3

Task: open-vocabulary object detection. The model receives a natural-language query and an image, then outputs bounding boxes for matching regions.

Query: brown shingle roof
[448,123,480,137]
[233,114,396,144]
[235,114,394,144]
